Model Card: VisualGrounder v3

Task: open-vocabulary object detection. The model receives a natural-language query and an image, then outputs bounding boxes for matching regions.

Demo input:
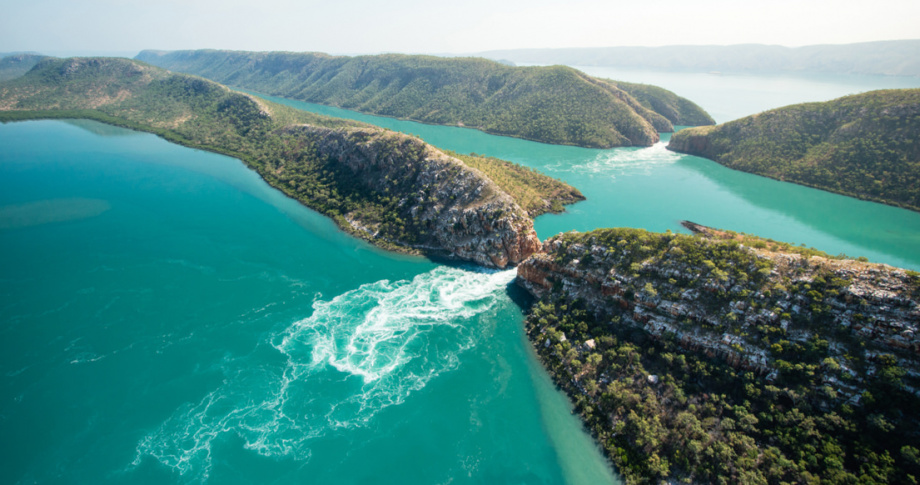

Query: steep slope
[668,89,920,211]
[0,57,580,267]
[135,49,715,148]
[517,226,920,484]
[606,79,715,127]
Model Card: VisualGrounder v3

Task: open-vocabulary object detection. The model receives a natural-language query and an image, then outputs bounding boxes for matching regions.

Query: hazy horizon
[2,0,919,56]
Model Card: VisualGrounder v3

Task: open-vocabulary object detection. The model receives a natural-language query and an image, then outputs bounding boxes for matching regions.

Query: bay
[0,120,616,484]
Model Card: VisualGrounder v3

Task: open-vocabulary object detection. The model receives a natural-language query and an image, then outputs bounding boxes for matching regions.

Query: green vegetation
[136,49,714,148]
[668,89,920,211]
[450,151,584,216]
[523,228,920,484]
[0,57,579,257]
[608,80,715,127]
[0,53,48,81]
[681,221,860,260]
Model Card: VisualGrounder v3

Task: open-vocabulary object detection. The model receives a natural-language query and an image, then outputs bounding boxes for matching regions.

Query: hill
[604,80,716,127]
[0,53,50,81]
[0,57,584,267]
[517,226,920,484]
[668,89,920,211]
[480,40,920,77]
[134,49,714,148]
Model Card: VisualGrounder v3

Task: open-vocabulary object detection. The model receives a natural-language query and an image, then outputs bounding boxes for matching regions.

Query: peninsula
[668,89,920,212]
[134,49,714,148]
[517,226,920,484]
[0,57,583,267]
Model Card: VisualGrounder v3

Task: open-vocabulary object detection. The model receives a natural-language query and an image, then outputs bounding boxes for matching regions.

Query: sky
[1,0,919,56]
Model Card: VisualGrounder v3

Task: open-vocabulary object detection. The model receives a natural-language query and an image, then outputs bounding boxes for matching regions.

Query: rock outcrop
[288,125,541,268]
[517,228,920,396]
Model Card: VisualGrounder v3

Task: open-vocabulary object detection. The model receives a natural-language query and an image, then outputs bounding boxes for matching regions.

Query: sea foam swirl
[133,266,515,481]
[547,142,679,179]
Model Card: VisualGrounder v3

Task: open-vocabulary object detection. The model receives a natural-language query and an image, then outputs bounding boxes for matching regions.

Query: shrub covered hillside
[450,151,584,217]
[135,49,714,148]
[0,57,582,267]
[668,89,920,211]
[517,227,920,484]
[605,79,716,127]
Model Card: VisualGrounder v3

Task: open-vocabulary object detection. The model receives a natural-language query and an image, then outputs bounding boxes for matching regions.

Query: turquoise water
[569,66,920,124]
[0,120,617,484]
[5,71,920,485]
[257,93,920,270]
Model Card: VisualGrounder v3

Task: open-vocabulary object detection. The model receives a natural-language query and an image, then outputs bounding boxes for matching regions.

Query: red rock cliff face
[289,125,541,268]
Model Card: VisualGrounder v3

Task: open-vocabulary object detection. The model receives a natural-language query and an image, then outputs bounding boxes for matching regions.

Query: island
[134,49,714,148]
[668,89,920,212]
[0,57,584,267]
[516,225,920,484]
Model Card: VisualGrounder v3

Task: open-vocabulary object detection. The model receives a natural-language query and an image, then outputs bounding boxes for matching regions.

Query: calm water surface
[4,70,920,485]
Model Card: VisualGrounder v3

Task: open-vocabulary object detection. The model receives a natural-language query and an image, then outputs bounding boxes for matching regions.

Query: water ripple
[132,266,515,481]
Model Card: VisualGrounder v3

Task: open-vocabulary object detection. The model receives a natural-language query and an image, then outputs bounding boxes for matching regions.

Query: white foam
[132,266,515,480]
[69,353,105,364]
[548,142,679,179]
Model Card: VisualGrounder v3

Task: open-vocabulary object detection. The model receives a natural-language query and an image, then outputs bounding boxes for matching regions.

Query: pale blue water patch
[565,66,920,123]
[0,198,111,229]
[255,92,920,270]
[0,120,618,484]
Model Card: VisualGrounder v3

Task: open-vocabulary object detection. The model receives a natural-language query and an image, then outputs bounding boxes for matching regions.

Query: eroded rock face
[517,230,920,395]
[288,124,540,268]
[666,125,712,156]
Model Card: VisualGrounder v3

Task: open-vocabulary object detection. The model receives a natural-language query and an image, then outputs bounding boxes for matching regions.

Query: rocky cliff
[519,227,919,388]
[516,226,920,483]
[285,125,541,267]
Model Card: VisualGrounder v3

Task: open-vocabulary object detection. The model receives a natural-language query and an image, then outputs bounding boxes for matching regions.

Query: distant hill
[0,57,584,267]
[135,49,714,148]
[668,89,920,211]
[0,54,50,81]
[480,40,920,77]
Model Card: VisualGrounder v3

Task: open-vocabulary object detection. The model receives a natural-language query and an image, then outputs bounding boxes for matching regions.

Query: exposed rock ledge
[288,125,541,268]
[517,228,920,397]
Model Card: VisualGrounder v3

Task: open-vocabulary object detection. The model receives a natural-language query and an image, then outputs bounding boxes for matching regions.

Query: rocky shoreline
[514,226,920,483]
[284,124,543,268]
